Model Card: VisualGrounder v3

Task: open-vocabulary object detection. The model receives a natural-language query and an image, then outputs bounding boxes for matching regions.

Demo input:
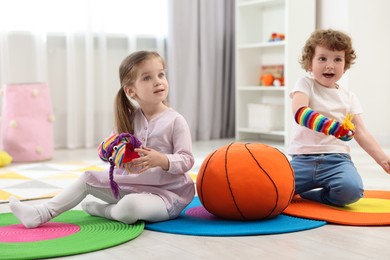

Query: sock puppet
[98,133,142,198]
[295,106,355,141]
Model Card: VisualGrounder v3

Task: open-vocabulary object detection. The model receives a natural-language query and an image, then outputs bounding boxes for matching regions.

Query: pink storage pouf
[0,82,54,162]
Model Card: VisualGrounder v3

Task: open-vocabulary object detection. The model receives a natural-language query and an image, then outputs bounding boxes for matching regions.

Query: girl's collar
[141,106,169,122]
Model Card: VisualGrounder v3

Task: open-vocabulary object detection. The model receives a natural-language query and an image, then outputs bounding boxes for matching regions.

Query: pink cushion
[1,82,54,162]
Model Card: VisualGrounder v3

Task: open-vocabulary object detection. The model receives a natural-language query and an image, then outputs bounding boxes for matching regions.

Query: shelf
[238,86,285,91]
[235,0,316,145]
[237,41,285,50]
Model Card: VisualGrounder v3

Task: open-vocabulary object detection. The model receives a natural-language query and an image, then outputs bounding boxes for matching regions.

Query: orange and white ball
[196,142,295,220]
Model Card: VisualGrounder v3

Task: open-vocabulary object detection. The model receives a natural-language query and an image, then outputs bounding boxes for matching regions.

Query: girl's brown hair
[300,29,357,71]
[115,50,166,134]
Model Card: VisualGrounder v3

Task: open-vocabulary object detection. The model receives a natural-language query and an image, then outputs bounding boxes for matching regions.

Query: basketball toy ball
[196,142,295,221]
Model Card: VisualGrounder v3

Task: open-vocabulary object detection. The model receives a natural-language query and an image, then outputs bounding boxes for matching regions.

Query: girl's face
[310,46,345,88]
[127,57,168,107]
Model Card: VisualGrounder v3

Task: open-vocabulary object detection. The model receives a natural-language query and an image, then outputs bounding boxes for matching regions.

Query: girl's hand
[133,146,169,173]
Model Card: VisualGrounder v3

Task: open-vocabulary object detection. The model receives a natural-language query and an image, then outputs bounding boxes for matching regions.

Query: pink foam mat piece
[185,206,220,220]
[0,222,80,242]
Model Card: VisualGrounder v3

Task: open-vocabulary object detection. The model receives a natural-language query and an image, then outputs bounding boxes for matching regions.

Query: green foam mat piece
[0,210,144,259]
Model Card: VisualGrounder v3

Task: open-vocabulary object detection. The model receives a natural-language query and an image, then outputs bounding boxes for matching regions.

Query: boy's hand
[380,159,390,174]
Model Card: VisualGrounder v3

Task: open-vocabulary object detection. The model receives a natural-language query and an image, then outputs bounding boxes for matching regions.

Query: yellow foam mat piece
[331,198,390,213]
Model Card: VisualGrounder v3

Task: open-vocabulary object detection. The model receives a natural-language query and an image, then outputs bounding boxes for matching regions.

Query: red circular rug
[283,190,390,226]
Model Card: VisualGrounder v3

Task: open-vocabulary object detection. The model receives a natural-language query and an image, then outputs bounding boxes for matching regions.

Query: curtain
[0,0,167,149]
[167,0,235,141]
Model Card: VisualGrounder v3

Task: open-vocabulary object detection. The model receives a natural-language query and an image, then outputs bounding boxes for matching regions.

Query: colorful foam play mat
[0,160,198,203]
[0,210,144,259]
[145,197,326,236]
[0,161,105,203]
[283,190,390,226]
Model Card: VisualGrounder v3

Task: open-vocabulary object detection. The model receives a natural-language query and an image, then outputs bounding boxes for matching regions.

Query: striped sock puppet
[98,133,142,198]
[295,106,355,141]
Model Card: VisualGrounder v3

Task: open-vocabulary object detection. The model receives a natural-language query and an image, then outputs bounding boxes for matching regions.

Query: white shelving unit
[235,0,315,146]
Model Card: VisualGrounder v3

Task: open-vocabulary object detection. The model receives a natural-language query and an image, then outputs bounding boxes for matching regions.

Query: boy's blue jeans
[290,153,364,206]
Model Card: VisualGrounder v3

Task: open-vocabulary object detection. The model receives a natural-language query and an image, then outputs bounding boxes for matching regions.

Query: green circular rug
[0,210,144,259]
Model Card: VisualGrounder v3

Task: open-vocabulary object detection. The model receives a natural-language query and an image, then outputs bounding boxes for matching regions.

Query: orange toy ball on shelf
[196,142,295,221]
[260,73,274,86]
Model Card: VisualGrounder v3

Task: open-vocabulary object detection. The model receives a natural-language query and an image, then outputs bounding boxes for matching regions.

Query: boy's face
[310,46,345,88]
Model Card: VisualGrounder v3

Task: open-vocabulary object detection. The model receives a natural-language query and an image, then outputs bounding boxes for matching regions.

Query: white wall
[317,0,390,146]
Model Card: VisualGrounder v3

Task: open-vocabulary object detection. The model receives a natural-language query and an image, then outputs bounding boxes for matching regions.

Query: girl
[10,51,195,228]
[289,29,390,206]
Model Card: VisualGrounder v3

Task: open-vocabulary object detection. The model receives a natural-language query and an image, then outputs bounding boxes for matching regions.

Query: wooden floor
[1,139,390,260]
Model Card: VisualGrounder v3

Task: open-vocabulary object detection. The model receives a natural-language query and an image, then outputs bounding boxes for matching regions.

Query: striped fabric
[295,106,354,141]
[98,133,141,167]
[97,133,142,198]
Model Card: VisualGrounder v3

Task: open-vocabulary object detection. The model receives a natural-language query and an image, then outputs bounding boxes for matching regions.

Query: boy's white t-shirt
[288,76,363,155]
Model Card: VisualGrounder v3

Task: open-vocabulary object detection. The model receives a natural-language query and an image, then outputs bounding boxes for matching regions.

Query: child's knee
[110,196,139,224]
[330,183,363,206]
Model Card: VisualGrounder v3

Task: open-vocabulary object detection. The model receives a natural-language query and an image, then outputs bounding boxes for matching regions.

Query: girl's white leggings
[43,177,170,224]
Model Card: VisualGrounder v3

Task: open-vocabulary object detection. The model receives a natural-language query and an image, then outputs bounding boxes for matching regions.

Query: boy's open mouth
[323,73,334,78]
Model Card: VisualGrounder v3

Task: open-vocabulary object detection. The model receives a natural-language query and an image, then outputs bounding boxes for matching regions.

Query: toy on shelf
[258,65,284,87]
[268,32,285,42]
[0,150,12,167]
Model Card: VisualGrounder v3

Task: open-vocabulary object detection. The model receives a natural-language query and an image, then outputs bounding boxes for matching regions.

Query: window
[0,0,167,36]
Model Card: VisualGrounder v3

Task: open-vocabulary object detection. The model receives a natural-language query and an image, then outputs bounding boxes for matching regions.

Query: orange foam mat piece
[283,190,390,226]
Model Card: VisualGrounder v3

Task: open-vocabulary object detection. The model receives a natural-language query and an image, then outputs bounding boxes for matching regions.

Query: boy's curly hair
[299,29,356,71]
